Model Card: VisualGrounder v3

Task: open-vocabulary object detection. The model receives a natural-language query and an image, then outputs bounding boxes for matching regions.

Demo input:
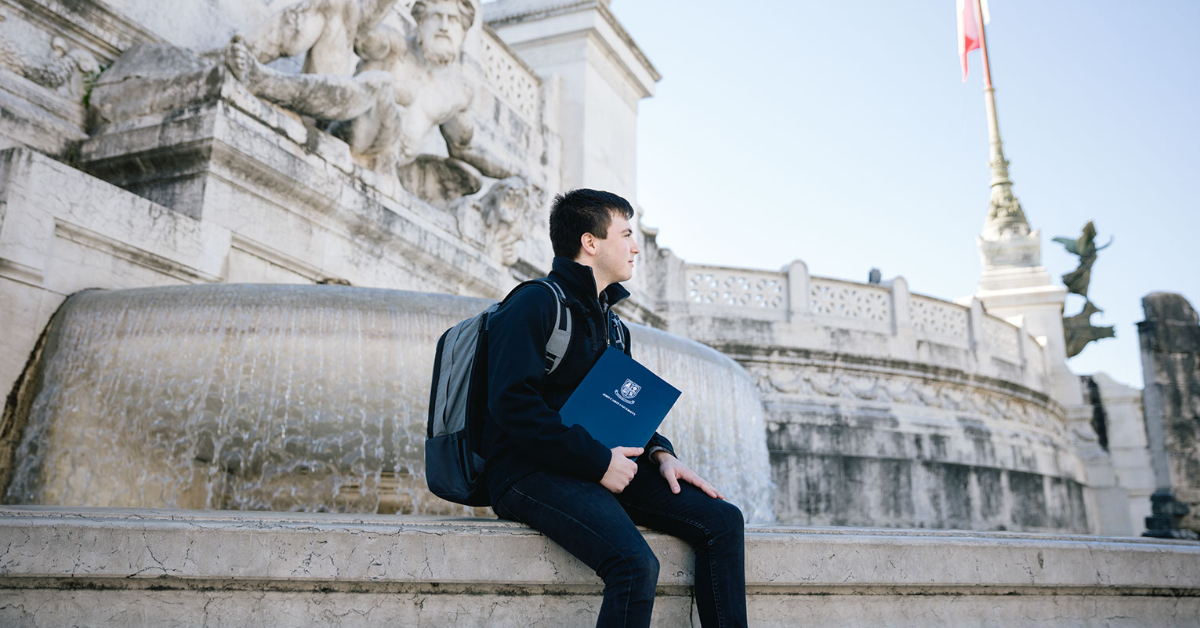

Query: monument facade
[0,0,1155,537]
[0,0,1195,624]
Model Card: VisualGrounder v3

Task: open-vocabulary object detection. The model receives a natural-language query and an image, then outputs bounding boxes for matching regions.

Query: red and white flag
[957,0,991,81]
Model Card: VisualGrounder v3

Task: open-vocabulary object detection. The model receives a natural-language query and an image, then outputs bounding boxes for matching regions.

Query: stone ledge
[1,506,1197,592]
[1,507,1198,627]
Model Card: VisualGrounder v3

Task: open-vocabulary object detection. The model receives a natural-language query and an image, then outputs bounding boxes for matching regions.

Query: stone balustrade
[672,262,1048,394]
[639,255,1083,531]
[480,29,541,123]
[687,265,787,312]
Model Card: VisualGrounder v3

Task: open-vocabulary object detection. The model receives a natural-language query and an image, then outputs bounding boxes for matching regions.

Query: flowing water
[5,285,774,523]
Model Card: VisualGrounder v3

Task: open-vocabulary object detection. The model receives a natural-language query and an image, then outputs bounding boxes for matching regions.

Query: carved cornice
[3,0,163,61]
[484,0,660,82]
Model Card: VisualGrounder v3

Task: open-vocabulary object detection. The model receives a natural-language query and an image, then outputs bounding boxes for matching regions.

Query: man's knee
[608,545,659,587]
[710,500,744,539]
[636,549,661,581]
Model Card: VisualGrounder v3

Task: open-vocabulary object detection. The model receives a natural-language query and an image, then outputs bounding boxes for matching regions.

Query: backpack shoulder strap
[499,279,573,374]
[608,308,627,351]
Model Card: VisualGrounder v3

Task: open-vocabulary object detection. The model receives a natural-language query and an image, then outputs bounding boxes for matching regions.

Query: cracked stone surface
[0,507,1197,627]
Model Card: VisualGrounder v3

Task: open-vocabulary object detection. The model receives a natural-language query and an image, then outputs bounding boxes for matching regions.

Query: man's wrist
[650,449,674,464]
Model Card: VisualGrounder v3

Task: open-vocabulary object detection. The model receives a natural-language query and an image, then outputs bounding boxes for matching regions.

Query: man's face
[593,212,639,285]
[418,1,467,64]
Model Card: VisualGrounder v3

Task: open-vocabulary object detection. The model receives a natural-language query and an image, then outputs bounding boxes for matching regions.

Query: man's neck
[573,259,610,298]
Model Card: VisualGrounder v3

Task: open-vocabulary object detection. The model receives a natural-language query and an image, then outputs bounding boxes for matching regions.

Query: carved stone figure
[224,0,402,162]
[226,0,520,204]
[344,0,521,201]
[450,176,537,266]
[0,35,99,100]
[1053,221,1112,300]
[477,177,535,266]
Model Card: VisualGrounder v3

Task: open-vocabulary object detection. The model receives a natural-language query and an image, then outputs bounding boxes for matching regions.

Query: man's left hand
[651,451,724,499]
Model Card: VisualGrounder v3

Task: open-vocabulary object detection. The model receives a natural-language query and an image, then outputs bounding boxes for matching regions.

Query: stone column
[785,260,811,323]
[1138,292,1200,539]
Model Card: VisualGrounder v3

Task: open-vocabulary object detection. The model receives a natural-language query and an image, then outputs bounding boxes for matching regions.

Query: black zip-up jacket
[482,257,676,504]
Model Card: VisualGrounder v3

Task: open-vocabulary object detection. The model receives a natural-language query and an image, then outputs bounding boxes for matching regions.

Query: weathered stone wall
[745,348,1086,531]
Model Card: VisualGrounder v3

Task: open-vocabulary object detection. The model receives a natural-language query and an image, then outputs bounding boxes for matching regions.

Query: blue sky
[613,0,1199,388]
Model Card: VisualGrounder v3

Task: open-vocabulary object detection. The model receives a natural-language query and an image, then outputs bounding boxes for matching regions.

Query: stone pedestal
[78,47,516,296]
[975,233,1078,408]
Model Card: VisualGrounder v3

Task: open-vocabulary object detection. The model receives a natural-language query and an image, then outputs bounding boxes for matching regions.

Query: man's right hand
[600,446,643,493]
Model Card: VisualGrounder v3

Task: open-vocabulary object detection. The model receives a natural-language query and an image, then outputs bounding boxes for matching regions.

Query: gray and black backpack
[425,279,580,507]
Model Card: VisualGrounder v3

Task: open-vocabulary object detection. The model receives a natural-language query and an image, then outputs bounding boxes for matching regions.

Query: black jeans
[492,456,747,628]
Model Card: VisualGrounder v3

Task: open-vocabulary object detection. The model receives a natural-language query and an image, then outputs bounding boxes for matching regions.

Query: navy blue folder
[558,346,682,449]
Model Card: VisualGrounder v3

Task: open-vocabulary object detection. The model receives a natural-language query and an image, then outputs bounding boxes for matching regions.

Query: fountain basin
[3,284,773,522]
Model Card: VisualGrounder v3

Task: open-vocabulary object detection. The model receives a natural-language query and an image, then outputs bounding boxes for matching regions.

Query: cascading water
[3,285,774,523]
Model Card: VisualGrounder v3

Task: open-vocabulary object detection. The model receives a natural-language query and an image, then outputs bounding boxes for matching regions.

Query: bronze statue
[1056,221,1116,357]
[1053,221,1112,300]
[1063,300,1115,358]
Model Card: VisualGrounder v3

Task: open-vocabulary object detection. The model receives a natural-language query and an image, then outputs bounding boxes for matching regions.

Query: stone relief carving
[223,0,526,206]
[0,33,99,100]
[750,362,1066,438]
[451,176,538,266]
[82,0,539,268]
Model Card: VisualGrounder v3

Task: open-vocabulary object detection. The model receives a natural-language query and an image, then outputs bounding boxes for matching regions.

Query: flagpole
[976,0,1003,184]
[973,0,1028,238]
[975,0,994,89]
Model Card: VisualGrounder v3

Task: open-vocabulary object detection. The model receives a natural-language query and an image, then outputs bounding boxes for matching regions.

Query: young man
[483,189,748,627]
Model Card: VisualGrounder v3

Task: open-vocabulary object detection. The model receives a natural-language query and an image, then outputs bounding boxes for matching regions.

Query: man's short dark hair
[549,189,635,260]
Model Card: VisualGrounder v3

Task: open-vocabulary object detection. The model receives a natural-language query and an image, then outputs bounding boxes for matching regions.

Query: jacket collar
[549,257,630,312]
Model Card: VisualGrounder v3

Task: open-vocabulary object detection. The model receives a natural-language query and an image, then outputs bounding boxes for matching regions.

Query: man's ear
[579,232,597,257]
